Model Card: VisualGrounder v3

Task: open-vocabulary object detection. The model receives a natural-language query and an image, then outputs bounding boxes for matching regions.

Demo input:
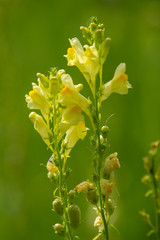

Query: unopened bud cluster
[52,189,81,237]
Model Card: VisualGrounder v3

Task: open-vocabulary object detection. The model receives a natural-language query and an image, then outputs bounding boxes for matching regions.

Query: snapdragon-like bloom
[101,63,131,101]
[60,73,90,117]
[25,83,50,119]
[64,121,87,156]
[66,38,99,92]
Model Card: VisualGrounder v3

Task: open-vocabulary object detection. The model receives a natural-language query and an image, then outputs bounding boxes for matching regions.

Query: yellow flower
[29,112,52,147]
[66,38,99,93]
[62,105,84,125]
[101,63,131,101]
[60,73,90,117]
[46,160,59,175]
[76,180,95,193]
[25,83,50,119]
[94,216,104,231]
[64,121,87,156]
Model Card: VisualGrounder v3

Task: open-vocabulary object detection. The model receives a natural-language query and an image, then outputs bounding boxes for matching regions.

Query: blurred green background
[0,0,160,239]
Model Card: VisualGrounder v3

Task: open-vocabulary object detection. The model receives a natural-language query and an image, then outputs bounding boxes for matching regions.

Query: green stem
[151,157,160,240]
[94,89,109,240]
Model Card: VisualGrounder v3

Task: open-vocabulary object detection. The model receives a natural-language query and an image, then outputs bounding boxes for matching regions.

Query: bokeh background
[0,0,160,239]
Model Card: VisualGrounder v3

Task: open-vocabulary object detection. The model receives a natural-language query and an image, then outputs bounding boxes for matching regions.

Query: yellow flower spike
[29,112,52,148]
[64,121,87,156]
[101,63,132,101]
[60,74,91,117]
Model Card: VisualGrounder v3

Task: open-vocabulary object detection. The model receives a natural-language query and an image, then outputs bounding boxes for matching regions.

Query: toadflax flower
[60,73,91,117]
[101,63,132,101]
[64,121,87,156]
[66,38,99,93]
[25,83,50,120]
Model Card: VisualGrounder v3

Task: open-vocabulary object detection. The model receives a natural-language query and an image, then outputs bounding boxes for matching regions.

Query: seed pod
[53,223,65,237]
[86,189,98,205]
[68,204,81,229]
[106,199,115,216]
[52,198,63,216]
[101,125,109,138]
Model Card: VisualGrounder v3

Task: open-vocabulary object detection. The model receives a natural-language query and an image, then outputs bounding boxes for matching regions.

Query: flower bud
[80,26,92,44]
[53,223,65,237]
[49,76,59,95]
[95,29,104,46]
[99,38,111,64]
[86,189,98,205]
[52,198,63,216]
[106,199,115,216]
[142,157,152,172]
[68,190,76,205]
[37,73,49,88]
[68,204,81,229]
[90,22,97,31]
[46,160,59,175]
[141,175,152,186]
[101,125,109,138]
[104,153,120,177]
[101,179,113,196]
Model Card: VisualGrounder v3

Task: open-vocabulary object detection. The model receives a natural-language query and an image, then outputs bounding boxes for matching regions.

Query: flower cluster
[25,17,131,240]
[25,69,89,156]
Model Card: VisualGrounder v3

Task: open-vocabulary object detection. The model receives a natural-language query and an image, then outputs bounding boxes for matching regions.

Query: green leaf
[110,224,120,235]
[145,189,153,197]
[147,229,155,237]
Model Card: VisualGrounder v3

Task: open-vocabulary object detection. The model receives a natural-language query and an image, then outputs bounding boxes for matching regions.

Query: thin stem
[94,87,109,240]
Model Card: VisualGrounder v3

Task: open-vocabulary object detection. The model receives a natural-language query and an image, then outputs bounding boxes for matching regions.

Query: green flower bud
[68,190,76,205]
[86,189,98,205]
[95,29,104,46]
[99,38,111,64]
[90,136,97,148]
[37,73,49,88]
[80,26,92,44]
[52,198,63,216]
[49,76,59,95]
[68,204,81,229]
[141,175,152,186]
[107,199,115,216]
[53,223,65,237]
[90,22,97,31]
[101,125,109,138]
